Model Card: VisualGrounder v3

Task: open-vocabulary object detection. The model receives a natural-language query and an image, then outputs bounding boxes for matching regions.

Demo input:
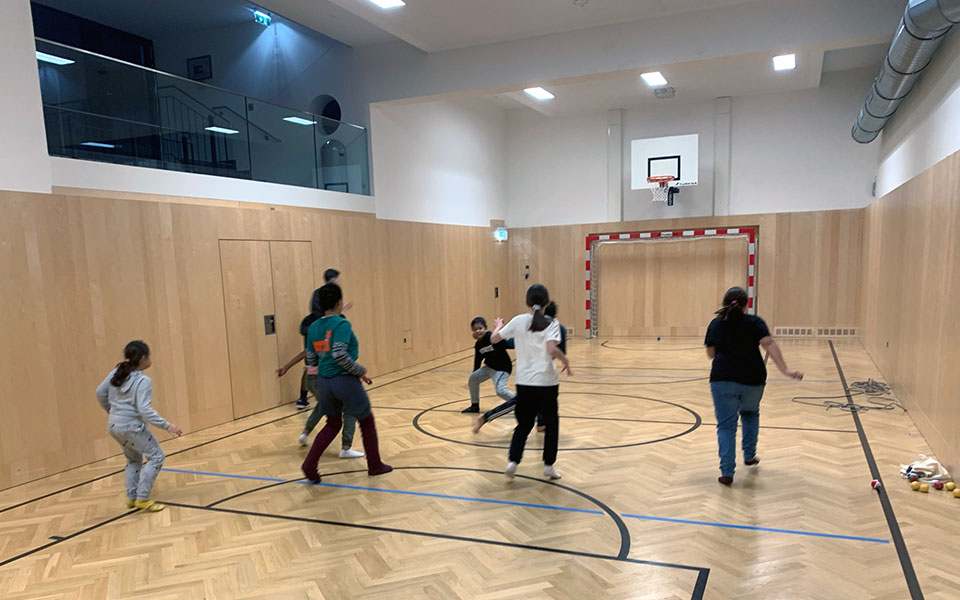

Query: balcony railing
[36,38,370,196]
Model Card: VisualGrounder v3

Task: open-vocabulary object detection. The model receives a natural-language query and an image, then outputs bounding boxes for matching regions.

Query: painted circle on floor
[412,392,702,452]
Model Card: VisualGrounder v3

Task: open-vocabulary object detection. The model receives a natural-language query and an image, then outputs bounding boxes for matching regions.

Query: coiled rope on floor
[791,379,906,413]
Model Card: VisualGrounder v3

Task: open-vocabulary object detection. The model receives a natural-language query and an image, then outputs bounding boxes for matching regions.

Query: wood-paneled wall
[502,209,862,335]
[0,187,864,489]
[0,191,503,489]
[859,148,960,474]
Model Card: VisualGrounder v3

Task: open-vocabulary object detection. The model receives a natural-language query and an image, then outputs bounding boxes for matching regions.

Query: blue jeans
[710,381,765,478]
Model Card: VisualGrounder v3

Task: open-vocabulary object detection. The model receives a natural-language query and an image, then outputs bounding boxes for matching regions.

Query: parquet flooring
[1,338,958,599]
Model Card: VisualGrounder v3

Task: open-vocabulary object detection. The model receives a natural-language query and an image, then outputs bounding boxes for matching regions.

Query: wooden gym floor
[1,338,957,599]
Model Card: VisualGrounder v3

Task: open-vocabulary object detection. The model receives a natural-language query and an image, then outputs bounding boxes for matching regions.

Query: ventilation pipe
[852,0,960,143]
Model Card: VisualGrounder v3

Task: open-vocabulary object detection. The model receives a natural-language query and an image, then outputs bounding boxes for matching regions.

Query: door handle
[264,314,276,335]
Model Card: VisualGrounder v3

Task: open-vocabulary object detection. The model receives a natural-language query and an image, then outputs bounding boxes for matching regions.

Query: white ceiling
[319,0,762,52]
[482,43,886,117]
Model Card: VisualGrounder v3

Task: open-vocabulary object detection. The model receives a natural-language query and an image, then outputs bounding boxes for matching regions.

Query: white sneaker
[339,448,365,459]
[505,461,518,479]
[298,433,309,447]
[543,465,562,480]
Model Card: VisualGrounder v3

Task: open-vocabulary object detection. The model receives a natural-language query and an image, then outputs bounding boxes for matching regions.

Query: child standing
[491,284,571,480]
[301,283,392,483]
[96,341,182,512]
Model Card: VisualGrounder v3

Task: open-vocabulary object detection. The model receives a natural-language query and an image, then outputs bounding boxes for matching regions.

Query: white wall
[50,158,375,213]
[501,68,881,226]
[622,101,717,221]
[0,0,51,194]
[370,98,506,227]
[876,30,960,198]
[730,68,880,214]
[506,111,608,227]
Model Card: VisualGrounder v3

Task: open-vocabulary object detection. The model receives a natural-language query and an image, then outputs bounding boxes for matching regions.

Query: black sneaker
[461,405,479,414]
[296,398,310,409]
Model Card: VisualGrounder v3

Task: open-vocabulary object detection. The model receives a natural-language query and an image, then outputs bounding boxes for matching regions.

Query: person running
[301,283,392,483]
[96,341,182,512]
[705,286,803,486]
[492,284,571,480]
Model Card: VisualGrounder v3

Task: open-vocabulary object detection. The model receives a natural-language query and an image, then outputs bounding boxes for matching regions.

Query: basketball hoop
[648,175,676,204]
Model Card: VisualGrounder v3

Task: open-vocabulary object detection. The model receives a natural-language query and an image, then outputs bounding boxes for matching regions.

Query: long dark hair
[111,340,150,387]
[317,283,343,312]
[715,287,748,322]
[526,284,551,332]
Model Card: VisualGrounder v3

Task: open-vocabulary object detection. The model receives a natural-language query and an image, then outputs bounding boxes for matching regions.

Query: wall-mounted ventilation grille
[774,327,857,338]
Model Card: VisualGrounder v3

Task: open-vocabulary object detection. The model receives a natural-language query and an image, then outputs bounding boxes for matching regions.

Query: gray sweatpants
[469,366,515,406]
[109,423,165,501]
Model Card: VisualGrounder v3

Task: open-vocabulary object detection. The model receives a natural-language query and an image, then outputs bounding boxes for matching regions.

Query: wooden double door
[219,240,315,418]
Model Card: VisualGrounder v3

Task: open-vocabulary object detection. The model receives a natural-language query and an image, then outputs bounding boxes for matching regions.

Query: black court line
[413,394,701,451]
[0,354,472,515]
[204,465,631,560]
[377,396,854,434]
[161,500,710,600]
[829,341,923,600]
[601,341,704,352]
[0,510,137,568]
[562,376,709,385]
[576,365,707,372]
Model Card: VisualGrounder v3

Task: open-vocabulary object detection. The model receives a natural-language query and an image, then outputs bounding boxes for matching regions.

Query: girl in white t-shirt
[491,284,572,480]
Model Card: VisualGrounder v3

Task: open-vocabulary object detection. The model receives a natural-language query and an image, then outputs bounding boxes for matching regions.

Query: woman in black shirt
[704,287,803,485]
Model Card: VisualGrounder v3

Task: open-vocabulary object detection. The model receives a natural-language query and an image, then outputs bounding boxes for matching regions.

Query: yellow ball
[911,481,921,491]
[947,482,957,492]
[954,488,960,499]
[919,483,930,493]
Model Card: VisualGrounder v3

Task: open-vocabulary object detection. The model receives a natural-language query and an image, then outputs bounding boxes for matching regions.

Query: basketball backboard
[630,133,699,189]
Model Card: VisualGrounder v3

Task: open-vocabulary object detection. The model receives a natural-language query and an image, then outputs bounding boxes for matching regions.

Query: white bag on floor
[900,454,952,482]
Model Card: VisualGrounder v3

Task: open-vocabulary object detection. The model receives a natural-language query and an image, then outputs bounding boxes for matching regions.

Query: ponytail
[526,284,551,332]
[111,340,150,387]
[715,287,749,322]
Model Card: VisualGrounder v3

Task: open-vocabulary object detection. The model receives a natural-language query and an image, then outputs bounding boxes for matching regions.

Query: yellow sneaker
[132,499,166,512]
[126,498,136,508]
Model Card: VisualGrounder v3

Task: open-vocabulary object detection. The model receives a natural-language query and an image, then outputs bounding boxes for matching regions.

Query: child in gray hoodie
[96,341,181,511]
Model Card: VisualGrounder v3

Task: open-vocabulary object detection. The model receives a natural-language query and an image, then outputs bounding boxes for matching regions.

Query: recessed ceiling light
[283,116,317,126]
[369,0,405,8]
[36,51,74,65]
[205,126,240,135]
[80,142,116,149]
[773,54,796,71]
[641,71,668,87]
[523,87,555,101]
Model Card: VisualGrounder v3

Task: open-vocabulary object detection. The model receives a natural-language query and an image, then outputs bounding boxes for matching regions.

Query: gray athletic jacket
[96,369,169,430]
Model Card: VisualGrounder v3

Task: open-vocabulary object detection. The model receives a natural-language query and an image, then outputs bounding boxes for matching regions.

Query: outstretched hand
[167,423,183,436]
[787,370,804,381]
[361,374,373,385]
[493,317,504,329]
[275,366,289,377]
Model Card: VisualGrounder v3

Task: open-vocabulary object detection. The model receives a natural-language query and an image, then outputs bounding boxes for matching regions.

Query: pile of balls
[907,474,958,497]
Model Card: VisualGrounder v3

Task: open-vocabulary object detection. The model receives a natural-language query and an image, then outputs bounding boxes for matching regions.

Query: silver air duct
[852,0,960,143]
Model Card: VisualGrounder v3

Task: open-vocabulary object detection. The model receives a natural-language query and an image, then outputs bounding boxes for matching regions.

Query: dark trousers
[508,384,560,466]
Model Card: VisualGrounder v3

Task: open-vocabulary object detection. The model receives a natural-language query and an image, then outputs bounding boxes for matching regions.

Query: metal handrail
[35,37,366,133]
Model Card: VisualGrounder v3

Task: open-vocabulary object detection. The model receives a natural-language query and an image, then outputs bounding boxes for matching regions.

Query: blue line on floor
[621,513,889,544]
[163,468,888,543]
[162,467,603,515]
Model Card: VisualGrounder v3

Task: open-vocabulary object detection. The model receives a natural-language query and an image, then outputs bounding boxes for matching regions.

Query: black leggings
[508,384,559,466]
